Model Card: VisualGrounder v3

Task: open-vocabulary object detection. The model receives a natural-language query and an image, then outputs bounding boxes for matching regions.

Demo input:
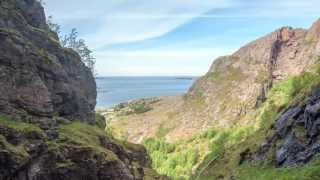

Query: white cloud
[44,0,232,47]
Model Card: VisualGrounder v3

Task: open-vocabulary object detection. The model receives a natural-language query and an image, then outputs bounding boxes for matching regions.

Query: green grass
[0,115,44,135]
[144,137,199,179]
[0,114,161,179]
[236,161,320,180]
[129,103,152,114]
[0,134,28,158]
[195,61,320,179]
[0,115,46,160]
[143,126,253,180]
[57,122,114,154]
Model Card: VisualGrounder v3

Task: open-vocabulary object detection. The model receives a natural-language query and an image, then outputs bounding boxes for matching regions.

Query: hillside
[0,0,165,179]
[105,19,320,179]
[108,20,320,143]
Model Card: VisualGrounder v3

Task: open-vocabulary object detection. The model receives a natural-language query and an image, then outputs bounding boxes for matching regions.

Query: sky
[43,0,320,76]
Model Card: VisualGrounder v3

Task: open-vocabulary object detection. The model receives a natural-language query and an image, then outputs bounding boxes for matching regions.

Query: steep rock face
[187,21,320,129]
[0,0,96,122]
[252,87,320,167]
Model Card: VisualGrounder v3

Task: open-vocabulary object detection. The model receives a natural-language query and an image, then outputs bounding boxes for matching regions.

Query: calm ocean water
[96,76,198,108]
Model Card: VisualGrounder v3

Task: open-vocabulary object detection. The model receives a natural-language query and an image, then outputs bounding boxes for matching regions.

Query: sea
[96,76,198,108]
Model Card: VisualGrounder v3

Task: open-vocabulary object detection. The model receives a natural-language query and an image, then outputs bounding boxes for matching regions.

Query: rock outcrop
[252,87,320,167]
[0,115,166,180]
[0,0,96,123]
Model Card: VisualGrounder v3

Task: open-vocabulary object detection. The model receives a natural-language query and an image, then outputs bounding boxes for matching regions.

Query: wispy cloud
[43,0,320,76]
[44,0,232,46]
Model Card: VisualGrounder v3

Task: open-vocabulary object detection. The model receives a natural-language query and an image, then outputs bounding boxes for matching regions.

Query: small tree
[37,0,45,6]
[62,29,96,75]
[47,16,61,35]
[46,18,96,75]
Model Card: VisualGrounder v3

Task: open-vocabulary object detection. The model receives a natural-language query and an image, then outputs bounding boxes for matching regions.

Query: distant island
[175,77,195,80]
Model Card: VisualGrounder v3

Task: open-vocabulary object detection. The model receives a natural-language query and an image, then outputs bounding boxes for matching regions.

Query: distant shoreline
[96,76,199,79]
[96,76,197,108]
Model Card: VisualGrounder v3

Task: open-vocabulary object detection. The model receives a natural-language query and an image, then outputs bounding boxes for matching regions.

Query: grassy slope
[139,57,320,180]
[196,59,320,179]
[143,127,253,179]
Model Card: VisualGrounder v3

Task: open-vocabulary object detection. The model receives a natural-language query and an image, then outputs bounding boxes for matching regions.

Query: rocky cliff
[252,86,320,167]
[188,20,320,129]
[0,0,165,179]
[0,0,96,123]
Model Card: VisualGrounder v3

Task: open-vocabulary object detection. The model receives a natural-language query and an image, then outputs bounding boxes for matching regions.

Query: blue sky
[43,0,320,76]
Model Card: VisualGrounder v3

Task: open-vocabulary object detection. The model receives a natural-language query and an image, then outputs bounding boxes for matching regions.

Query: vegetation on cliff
[196,57,320,179]
[0,114,166,180]
[0,0,165,179]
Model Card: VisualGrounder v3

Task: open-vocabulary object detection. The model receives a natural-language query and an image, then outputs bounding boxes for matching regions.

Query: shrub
[129,103,152,114]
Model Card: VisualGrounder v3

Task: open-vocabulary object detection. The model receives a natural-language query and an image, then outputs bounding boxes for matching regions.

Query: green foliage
[129,103,152,114]
[236,162,320,180]
[196,127,253,175]
[58,122,108,150]
[0,134,28,157]
[47,15,61,35]
[46,17,96,75]
[144,138,176,154]
[0,115,45,159]
[268,72,318,107]
[143,126,253,180]
[259,70,320,130]
[93,113,107,129]
[0,115,44,135]
[196,62,320,179]
[61,28,96,75]
[199,129,218,139]
[144,138,199,179]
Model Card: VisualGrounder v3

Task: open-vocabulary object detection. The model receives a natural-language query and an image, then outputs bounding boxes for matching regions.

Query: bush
[129,103,152,114]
